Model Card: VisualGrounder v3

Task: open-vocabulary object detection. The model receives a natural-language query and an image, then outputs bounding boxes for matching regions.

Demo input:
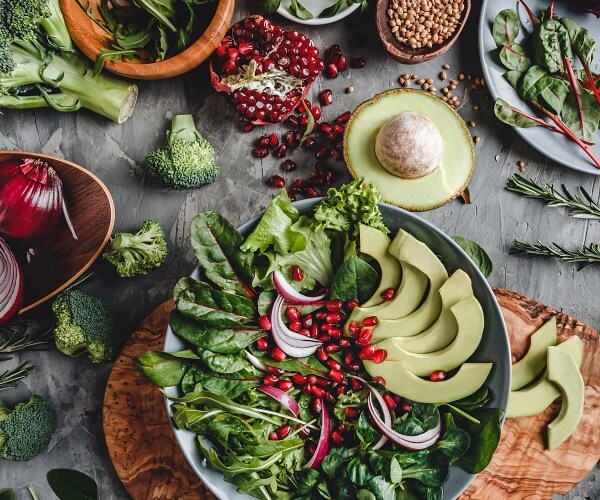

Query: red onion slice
[273,270,327,305]
[366,383,392,450]
[244,350,269,372]
[257,385,300,417]
[0,237,23,325]
[304,406,330,469]
[270,296,322,358]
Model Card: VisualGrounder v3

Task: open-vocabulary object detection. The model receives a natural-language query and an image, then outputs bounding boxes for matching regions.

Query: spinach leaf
[492,9,520,47]
[198,348,250,374]
[432,428,470,461]
[532,19,573,74]
[190,212,255,299]
[455,408,504,473]
[389,457,402,484]
[133,349,197,387]
[358,490,377,500]
[504,70,524,89]
[180,364,261,398]
[451,236,493,278]
[47,469,99,500]
[174,278,257,329]
[298,393,313,421]
[330,257,379,303]
[499,43,532,72]
[366,450,386,474]
[317,481,332,499]
[394,415,425,436]
[494,98,542,128]
[411,483,443,500]
[293,469,320,495]
[288,0,313,19]
[347,456,375,486]
[170,310,264,354]
[260,353,328,376]
[366,476,397,500]
[451,385,490,411]
[0,490,15,500]
[402,453,449,487]
[322,448,345,480]
[357,411,380,446]
[385,450,429,468]
[411,403,440,432]
[561,88,600,141]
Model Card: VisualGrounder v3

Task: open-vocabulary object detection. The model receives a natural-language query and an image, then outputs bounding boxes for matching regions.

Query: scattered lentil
[346,86,354,93]
[473,104,480,111]
[468,120,476,127]
[439,70,447,80]
[458,73,465,81]
[495,154,500,162]
[442,63,450,69]
[517,161,525,172]
[474,135,480,143]
[416,78,425,84]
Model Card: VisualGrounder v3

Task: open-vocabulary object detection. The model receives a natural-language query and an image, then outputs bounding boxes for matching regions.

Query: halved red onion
[368,392,441,450]
[304,406,330,469]
[273,270,327,305]
[0,237,23,326]
[244,350,269,372]
[257,385,300,417]
[270,296,322,358]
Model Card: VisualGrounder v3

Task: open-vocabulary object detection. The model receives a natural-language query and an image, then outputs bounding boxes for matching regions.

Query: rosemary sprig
[507,175,600,220]
[0,362,33,391]
[0,317,53,354]
[512,240,600,265]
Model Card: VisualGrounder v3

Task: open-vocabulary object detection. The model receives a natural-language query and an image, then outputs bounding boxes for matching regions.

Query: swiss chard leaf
[174,278,257,329]
[532,19,573,74]
[330,257,379,303]
[504,70,524,89]
[257,352,328,376]
[46,469,99,500]
[190,212,255,299]
[180,364,261,398]
[520,65,549,101]
[499,43,532,72]
[257,290,276,316]
[133,349,197,387]
[561,88,600,141]
[198,348,250,374]
[492,9,520,46]
[455,408,504,473]
[494,98,542,128]
[451,236,493,278]
[539,76,570,114]
[561,18,595,66]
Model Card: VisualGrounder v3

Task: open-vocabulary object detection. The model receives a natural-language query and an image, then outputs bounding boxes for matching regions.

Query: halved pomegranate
[210,16,323,126]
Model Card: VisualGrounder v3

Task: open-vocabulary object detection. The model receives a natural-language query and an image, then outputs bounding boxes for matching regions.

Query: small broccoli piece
[0,395,56,461]
[52,290,117,363]
[103,220,168,278]
[145,114,220,189]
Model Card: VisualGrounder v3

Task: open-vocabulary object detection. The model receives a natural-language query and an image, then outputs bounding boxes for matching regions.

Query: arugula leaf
[133,349,197,387]
[190,212,255,299]
[47,469,99,500]
[451,236,493,278]
[330,257,379,303]
[288,0,313,19]
[180,364,261,397]
[492,9,520,46]
[455,408,504,473]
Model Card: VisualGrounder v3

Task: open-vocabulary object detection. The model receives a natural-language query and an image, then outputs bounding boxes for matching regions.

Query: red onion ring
[257,385,300,417]
[0,237,23,325]
[244,350,270,372]
[270,296,322,358]
[273,270,327,305]
[304,406,330,469]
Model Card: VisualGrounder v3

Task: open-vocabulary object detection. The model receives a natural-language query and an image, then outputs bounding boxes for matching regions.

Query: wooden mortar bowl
[375,0,471,64]
[59,0,235,80]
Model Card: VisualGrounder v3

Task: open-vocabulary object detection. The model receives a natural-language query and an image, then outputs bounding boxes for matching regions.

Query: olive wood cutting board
[103,289,599,500]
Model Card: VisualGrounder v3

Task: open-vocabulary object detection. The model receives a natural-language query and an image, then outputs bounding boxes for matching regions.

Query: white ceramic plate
[479,0,600,175]
[164,200,511,500]
[277,0,360,25]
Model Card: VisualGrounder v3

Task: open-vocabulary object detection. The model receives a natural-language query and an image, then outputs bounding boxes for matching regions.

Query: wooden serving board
[103,290,599,500]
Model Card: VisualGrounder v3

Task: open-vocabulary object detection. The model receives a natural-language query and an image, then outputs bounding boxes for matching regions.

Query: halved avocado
[343,89,475,211]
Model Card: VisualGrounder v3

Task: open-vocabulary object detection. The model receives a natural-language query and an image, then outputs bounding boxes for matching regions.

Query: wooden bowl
[375,0,471,64]
[0,151,115,313]
[59,0,235,80]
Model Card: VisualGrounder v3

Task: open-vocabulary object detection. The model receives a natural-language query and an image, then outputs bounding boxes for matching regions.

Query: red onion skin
[0,237,23,325]
[0,158,63,247]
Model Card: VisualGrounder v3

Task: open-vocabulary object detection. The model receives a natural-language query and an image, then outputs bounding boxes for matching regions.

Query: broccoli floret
[103,220,168,278]
[52,290,117,363]
[0,0,137,123]
[145,114,220,189]
[0,395,56,461]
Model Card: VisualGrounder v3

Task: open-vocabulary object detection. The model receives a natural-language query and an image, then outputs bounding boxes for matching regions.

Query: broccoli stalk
[0,0,138,123]
[52,290,117,363]
[103,220,168,278]
[0,395,56,461]
[145,114,220,189]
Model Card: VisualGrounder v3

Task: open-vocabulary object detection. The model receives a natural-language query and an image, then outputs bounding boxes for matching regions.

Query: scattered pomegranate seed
[269,175,285,188]
[325,312,342,324]
[348,321,360,337]
[277,424,292,439]
[256,135,270,147]
[316,377,331,388]
[326,299,344,312]
[315,147,330,161]
[430,370,447,382]
[287,306,300,321]
[325,344,341,353]
[312,398,323,413]
[344,407,360,419]
[263,373,279,385]
[298,426,311,438]
[271,347,287,361]
[289,320,302,332]
[331,430,344,446]
[381,287,395,301]
[339,338,351,348]
[258,316,272,331]
[307,374,318,385]
[351,378,363,391]
[327,359,342,371]
[256,338,269,351]
[350,57,366,69]
[288,193,297,202]
[291,178,305,192]
[292,373,307,385]
[305,186,320,197]
[283,131,296,147]
[268,133,279,147]
[302,384,313,395]
[319,122,332,134]
[324,170,334,183]
[401,402,412,412]
[335,384,348,396]
[268,366,285,375]
[315,311,326,321]
[383,393,397,410]
[336,55,347,71]
[372,349,388,364]
[362,316,378,327]
[372,376,386,386]
[243,123,255,132]
[291,266,304,282]
[274,143,287,158]
[285,115,300,128]
[303,137,319,151]
[336,111,352,123]
[253,147,269,158]
[348,361,362,372]
[330,147,342,161]
[344,351,355,365]
[310,105,321,121]
[357,328,373,346]
[306,441,317,455]
[325,64,339,78]
[328,327,341,338]
[301,314,313,327]
[329,370,344,384]
[269,431,279,440]
[333,124,345,136]
[309,176,324,187]
[320,323,331,333]
[320,89,333,106]
[359,345,376,360]
[310,324,319,337]
[316,346,328,362]
[278,380,293,391]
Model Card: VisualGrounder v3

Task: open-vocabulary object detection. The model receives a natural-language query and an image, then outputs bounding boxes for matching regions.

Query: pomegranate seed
[359,345,376,360]
[357,328,373,346]
[316,346,328,362]
[303,137,319,151]
[348,321,360,337]
[300,114,309,127]
[278,380,293,391]
[325,64,339,78]
[327,359,342,371]
[253,147,269,158]
[335,385,348,396]
[277,424,292,439]
[309,176,324,187]
[319,122,332,134]
[291,178,305,192]
[333,124,345,136]
[268,133,279,147]
[320,323,331,333]
[350,57,366,69]
[324,170,334,183]
[286,306,300,321]
[320,89,333,106]
[305,187,320,197]
[289,320,302,332]
[269,431,279,440]
[243,123,255,132]
[286,115,300,128]
[326,299,344,312]
[339,338,351,348]
[301,314,313,327]
[307,374,318,385]
[310,324,319,337]
[372,376,386,385]
[227,48,239,60]
[430,370,447,382]
[302,384,313,395]
[312,398,323,414]
[345,407,360,419]
[325,312,342,324]
[274,143,287,158]
[238,41,253,55]
[372,349,388,364]
[283,131,296,147]
[310,105,321,121]
[291,266,304,282]
[269,175,285,188]
[348,361,362,372]
[216,44,228,59]
[401,402,412,412]
[331,430,344,446]
[315,147,330,161]
[288,193,297,202]
[263,373,279,385]
[325,344,341,353]
[314,377,330,388]
[393,394,402,403]
[315,311,326,320]
[381,287,395,301]
[328,369,344,383]
[336,55,347,71]
[351,378,363,391]
[258,315,272,331]
[344,351,354,365]
[268,366,285,375]
[271,347,287,361]
[383,393,397,410]
[328,327,341,338]
[330,147,342,161]
[325,391,336,405]
[256,338,269,351]
[335,111,351,123]
[256,135,270,147]
[301,99,313,110]
[306,441,317,455]
[222,59,237,74]
[282,159,297,172]
[362,316,378,327]
[318,334,330,343]
[298,426,311,438]
[292,373,307,385]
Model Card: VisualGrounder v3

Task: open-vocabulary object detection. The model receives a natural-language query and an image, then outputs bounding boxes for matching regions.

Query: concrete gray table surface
[0,1,598,498]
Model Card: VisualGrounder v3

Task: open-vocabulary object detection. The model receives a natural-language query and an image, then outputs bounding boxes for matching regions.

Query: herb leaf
[451,236,493,278]
[46,469,99,500]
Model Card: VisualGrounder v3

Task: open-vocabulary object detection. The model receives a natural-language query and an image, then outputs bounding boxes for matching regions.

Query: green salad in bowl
[134,179,510,500]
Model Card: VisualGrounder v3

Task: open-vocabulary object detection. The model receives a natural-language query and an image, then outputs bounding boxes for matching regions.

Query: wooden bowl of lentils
[376,0,471,64]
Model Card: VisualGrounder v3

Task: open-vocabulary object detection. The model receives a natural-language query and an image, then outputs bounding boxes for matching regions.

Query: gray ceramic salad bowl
[163,199,511,499]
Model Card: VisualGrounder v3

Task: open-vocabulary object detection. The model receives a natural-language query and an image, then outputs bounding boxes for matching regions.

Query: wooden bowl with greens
[59,0,235,80]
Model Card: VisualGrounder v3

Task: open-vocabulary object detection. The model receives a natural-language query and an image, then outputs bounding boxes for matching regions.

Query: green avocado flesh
[511,317,557,391]
[344,89,475,211]
[507,336,583,419]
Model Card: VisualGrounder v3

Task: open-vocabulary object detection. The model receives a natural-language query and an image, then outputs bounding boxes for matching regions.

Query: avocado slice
[364,359,493,404]
[375,294,484,376]
[546,346,585,451]
[372,229,449,340]
[511,317,557,391]
[392,269,473,353]
[507,336,583,419]
[343,89,475,211]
